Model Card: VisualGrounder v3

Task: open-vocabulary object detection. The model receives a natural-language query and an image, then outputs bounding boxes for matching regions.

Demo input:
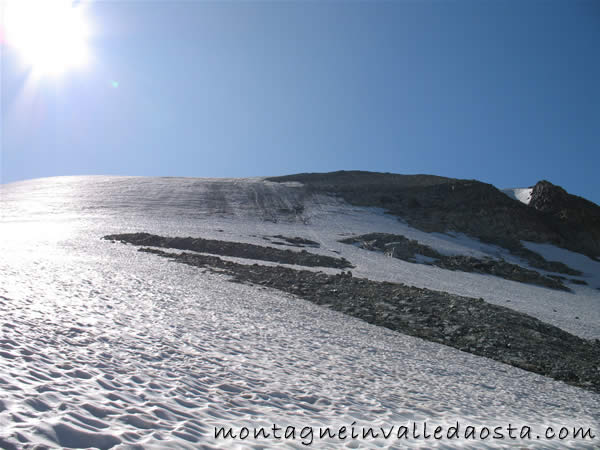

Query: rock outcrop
[267,171,600,260]
[263,235,320,248]
[340,233,575,291]
[103,233,351,269]
[529,180,600,259]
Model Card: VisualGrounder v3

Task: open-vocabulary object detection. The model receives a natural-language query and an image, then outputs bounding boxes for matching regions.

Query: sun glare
[4,0,91,76]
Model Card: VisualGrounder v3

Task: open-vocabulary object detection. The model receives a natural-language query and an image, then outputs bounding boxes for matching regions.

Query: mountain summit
[267,171,600,260]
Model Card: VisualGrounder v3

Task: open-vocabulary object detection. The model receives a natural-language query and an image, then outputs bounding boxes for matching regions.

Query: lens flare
[4,0,91,76]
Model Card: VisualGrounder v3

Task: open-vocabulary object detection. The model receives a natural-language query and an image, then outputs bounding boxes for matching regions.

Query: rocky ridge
[103,232,351,269]
[266,171,600,260]
[339,233,576,291]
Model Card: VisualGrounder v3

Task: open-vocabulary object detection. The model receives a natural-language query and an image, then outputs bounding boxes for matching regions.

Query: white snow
[414,254,438,264]
[502,187,533,205]
[522,241,600,289]
[0,176,598,448]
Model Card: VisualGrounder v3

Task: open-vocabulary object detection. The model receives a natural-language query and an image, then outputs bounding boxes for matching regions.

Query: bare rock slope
[267,171,600,260]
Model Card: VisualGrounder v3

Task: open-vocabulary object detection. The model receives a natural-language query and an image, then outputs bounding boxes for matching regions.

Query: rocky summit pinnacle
[528,180,600,258]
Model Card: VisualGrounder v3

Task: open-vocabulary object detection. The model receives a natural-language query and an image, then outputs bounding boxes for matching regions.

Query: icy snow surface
[502,188,533,205]
[0,176,598,448]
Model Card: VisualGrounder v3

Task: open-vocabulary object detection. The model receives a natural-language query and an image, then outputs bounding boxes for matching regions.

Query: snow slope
[0,176,598,448]
[502,187,533,205]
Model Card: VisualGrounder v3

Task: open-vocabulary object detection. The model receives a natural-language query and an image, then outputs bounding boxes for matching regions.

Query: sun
[3,0,91,76]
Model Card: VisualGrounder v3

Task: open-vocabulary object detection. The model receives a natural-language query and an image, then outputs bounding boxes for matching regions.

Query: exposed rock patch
[263,235,320,248]
[340,233,571,291]
[103,233,351,269]
[130,245,600,393]
[481,237,582,276]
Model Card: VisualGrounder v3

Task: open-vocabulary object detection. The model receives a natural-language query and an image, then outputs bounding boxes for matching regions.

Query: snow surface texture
[0,176,598,449]
[502,188,533,205]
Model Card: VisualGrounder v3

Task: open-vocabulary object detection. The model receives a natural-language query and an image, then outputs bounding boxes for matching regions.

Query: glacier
[0,176,598,448]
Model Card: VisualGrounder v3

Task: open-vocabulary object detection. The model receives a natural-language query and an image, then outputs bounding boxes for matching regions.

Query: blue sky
[2,0,599,203]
